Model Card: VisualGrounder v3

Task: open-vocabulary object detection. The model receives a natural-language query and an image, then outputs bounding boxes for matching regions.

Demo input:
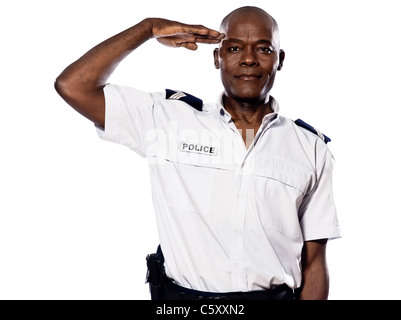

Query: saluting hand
[55,17,224,129]
[150,18,225,50]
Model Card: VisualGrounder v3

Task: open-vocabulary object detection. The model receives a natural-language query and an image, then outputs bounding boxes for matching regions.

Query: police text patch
[179,141,218,156]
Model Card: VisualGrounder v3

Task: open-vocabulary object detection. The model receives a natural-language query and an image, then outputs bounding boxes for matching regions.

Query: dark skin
[299,239,329,300]
[214,9,285,149]
[55,7,330,300]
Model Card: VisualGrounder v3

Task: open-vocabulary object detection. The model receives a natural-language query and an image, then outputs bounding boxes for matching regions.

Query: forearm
[55,18,153,93]
[55,18,154,127]
[298,265,329,300]
[298,239,329,300]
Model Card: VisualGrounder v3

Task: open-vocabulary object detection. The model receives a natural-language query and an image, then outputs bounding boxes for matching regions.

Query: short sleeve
[95,84,156,157]
[299,150,341,241]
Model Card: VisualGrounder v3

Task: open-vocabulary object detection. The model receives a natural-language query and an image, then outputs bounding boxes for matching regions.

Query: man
[55,6,341,300]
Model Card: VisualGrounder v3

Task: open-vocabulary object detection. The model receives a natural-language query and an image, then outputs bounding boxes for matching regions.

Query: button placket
[231,159,252,291]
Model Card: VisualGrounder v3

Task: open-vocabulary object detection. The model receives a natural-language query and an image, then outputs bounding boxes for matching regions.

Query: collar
[214,92,281,126]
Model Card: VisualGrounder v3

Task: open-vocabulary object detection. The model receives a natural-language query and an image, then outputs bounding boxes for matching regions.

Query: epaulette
[165,89,203,111]
[294,119,331,144]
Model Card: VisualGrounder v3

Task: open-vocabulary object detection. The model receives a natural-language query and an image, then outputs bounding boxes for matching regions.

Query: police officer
[55,6,341,300]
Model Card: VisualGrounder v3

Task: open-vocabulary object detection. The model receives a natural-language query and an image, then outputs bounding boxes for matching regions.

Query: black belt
[164,278,296,300]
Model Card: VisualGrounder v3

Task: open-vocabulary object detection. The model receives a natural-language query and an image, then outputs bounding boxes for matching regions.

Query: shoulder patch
[165,89,203,111]
[294,119,331,144]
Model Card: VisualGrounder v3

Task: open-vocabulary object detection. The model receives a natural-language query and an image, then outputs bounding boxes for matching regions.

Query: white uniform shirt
[96,84,341,292]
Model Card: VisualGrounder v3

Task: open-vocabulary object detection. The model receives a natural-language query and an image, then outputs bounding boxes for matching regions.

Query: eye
[258,47,273,54]
[228,46,240,52]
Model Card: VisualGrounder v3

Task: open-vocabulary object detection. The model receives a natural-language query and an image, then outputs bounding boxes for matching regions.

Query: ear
[277,49,285,71]
[213,48,220,69]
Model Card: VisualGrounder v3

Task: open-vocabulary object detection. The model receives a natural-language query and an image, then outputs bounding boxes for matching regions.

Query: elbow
[54,72,83,109]
[54,73,73,101]
[54,75,63,94]
[54,73,106,129]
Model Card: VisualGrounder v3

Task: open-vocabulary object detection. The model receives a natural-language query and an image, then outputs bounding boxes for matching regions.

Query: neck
[223,94,273,125]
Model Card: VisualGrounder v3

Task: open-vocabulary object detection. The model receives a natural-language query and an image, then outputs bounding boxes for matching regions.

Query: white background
[1,0,400,300]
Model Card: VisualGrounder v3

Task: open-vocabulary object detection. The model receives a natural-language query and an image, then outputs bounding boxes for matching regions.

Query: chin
[231,83,269,100]
[231,91,264,102]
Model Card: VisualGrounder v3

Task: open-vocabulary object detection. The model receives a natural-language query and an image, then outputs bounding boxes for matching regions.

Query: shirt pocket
[147,144,233,213]
[252,160,314,239]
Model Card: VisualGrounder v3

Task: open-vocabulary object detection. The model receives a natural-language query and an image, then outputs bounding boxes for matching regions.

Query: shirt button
[235,227,240,232]
[238,193,243,198]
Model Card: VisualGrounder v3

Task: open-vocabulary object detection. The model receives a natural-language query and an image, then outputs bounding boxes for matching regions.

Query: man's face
[214,11,284,102]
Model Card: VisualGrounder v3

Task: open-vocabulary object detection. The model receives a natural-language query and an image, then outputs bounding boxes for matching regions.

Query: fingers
[156,37,199,50]
[178,42,198,51]
[194,36,225,44]
[181,24,226,43]
[178,36,224,50]
[182,31,226,48]
[182,24,221,37]
[157,33,225,51]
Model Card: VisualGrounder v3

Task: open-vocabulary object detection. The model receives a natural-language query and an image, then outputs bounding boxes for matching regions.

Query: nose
[240,46,258,66]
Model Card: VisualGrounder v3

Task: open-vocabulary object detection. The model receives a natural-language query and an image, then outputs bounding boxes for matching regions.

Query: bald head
[221,7,278,30]
[220,6,280,47]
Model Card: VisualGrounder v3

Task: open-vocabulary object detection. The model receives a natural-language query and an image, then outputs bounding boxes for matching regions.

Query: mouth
[235,74,262,81]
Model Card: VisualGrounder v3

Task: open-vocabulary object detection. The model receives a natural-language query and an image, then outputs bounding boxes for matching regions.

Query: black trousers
[151,278,296,300]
